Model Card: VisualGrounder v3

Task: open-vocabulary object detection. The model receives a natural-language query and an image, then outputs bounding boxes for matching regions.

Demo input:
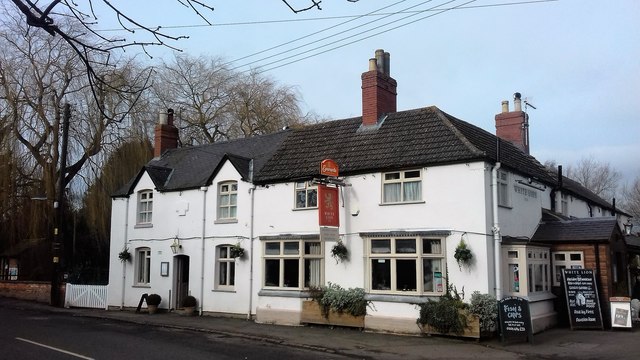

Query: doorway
[173,255,190,309]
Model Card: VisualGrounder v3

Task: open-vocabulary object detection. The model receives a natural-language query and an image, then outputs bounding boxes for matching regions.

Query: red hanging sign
[318,184,339,227]
[320,159,339,177]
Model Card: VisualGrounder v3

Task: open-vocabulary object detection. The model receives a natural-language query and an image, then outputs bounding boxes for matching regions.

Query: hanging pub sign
[498,296,533,344]
[562,268,603,330]
[318,184,339,228]
[320,159,339,178]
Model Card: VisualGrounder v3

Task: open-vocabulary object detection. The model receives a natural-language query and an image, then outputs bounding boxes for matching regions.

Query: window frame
[366,236,446,295]
[502,245,552,297]
[217,181,238,221]
[216,245,236,290]
[294,181,318,209]
[497,170,510,207]
[262,238,323,290]
[135,247,151,286]
[137,190,153,225]
[381,169,423,204]
[551,251,584,286]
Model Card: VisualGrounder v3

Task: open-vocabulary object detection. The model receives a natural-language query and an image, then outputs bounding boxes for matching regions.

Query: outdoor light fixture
[624,220,633,236]
[170,237,182,254]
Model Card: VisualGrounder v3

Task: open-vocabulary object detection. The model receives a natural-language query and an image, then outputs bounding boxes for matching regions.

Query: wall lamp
[624,220,633,236]
[170,237,182,254]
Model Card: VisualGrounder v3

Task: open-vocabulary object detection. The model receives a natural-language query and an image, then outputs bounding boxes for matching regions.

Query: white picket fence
[64,284,108,310]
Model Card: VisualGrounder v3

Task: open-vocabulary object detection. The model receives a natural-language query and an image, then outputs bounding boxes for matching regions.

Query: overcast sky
[99,0,639,187]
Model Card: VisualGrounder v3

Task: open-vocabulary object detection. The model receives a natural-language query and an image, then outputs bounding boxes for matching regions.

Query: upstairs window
[218,181,238,220]
[137,190,153,224]
[382,170,422,203]
[294,181,318,209]
[497,170,510,207]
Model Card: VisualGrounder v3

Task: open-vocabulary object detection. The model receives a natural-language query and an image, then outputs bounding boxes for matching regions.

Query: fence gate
[64,284,108,310]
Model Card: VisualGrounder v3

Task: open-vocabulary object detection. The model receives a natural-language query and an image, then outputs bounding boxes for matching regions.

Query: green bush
[182,295,197,308]
[416,293,468,334]
[310,283,371,318]
[146,293,161,306]
[469,291,498,333]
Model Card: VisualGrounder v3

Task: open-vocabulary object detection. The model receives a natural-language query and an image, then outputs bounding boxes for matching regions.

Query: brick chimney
[361,49,397,127]
[495,92,529,154]
[154,108,178,158]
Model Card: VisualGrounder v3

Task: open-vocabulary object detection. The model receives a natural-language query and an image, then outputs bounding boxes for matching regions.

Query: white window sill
[292,207,318,211]
[212,289,236,293]
[214,219,238,224]
[132,285,151,288]
[134,223,153,229]
[379,200,425,206]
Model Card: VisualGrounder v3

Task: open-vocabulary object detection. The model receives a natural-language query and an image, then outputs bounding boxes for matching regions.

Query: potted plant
[181,295,197,316]
[118,248,131,262]
[230,243,245,259]
[454,238,473,270]
[330,240,348,264]
[146,293,161,314]
[302,283,371,328]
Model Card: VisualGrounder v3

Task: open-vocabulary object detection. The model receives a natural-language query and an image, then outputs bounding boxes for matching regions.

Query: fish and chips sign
[319,159,339,242]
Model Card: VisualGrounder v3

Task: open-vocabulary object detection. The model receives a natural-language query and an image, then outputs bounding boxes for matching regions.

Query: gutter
[492,162,502,299]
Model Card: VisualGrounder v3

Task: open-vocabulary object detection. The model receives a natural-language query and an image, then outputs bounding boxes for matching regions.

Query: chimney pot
[361,49,397,127]
[383,51,390,76]
[375,49,385,73]
[368,58,377,71]
[501,101,509,113]
[159,113,168,125]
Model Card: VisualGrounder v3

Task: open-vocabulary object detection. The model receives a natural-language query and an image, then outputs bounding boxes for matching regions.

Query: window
[217,245,235,289]
[135,247,151,285]
[137,190,153,224]
[263,238,323,289]
[497,170,510,207]
[552,251,583,286]
[561,193,569,216]
[218,181,238,220]
[527,249,550,294]
[367,236,445,294]
[295,181,317,209]
[382,170,422,203]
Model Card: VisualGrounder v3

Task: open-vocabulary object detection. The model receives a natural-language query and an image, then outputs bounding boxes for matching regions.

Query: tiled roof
[254,106,554,184]
[531,217,618,243]
[557,174,616,213]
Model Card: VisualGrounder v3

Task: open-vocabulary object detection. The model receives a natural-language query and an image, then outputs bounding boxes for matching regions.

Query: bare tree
[152,53,306,145]
[566,157,621,200]
[622,176,640,220]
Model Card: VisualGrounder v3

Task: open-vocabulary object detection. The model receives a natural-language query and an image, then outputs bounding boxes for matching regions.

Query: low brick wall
[0,281,66,305]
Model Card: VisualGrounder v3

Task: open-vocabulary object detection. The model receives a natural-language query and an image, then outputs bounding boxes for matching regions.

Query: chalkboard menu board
[498,296,533,344]
[562,268,603,330]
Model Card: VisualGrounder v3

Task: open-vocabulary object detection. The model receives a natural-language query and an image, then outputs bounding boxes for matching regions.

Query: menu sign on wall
[562,268,603,330]
[498,296,533,344]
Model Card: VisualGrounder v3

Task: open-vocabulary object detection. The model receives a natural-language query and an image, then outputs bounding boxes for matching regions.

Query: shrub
[469,291,498,333]
[146,293,161,306]
[182,295,197,308]
[330,240,348,264]
[417,293,468,334]
[310,283,371,318]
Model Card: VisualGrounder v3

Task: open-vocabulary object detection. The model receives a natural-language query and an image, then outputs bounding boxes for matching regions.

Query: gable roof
[113,131,288,196]
[557,174,617,214]
[254,106,554,184]
[531,217,619,243]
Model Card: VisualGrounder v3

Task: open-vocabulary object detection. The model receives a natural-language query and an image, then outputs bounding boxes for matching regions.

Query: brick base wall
[0,281,65,305]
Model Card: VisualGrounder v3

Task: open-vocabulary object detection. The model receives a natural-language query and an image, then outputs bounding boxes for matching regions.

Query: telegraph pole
[51,103,70,307]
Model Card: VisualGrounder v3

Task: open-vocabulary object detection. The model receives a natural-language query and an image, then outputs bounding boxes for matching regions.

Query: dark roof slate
[531,217,618,243]
[558,174,616,213]
[254,106,554,184]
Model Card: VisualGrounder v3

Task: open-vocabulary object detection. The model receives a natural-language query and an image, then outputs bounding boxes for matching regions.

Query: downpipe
[492,162,502,300]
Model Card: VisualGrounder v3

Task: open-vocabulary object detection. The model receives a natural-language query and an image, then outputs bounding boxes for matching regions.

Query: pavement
[2,296,639,360]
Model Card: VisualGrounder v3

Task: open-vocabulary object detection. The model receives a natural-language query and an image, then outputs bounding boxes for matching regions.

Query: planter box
[420,311,481,339]
[300,300,365,328]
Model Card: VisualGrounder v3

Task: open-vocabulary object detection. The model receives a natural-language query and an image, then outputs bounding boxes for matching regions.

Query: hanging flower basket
[230,243,245,259]
[454,239,473,270]
[118,248,131,262]
[331,240,349,264]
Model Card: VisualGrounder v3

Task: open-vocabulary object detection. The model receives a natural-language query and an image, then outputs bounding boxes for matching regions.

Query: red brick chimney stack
[361,49,397,127]
[495,92,530,154]
[154,108,179,158]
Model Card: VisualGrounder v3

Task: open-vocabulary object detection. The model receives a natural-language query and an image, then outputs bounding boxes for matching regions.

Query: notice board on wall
[562,268,603,330]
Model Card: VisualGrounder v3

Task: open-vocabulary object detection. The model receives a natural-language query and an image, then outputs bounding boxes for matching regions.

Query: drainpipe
[492,162,502,299]
[121,197,130,310]
[248,160,256,320]
[199,186,208,316]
